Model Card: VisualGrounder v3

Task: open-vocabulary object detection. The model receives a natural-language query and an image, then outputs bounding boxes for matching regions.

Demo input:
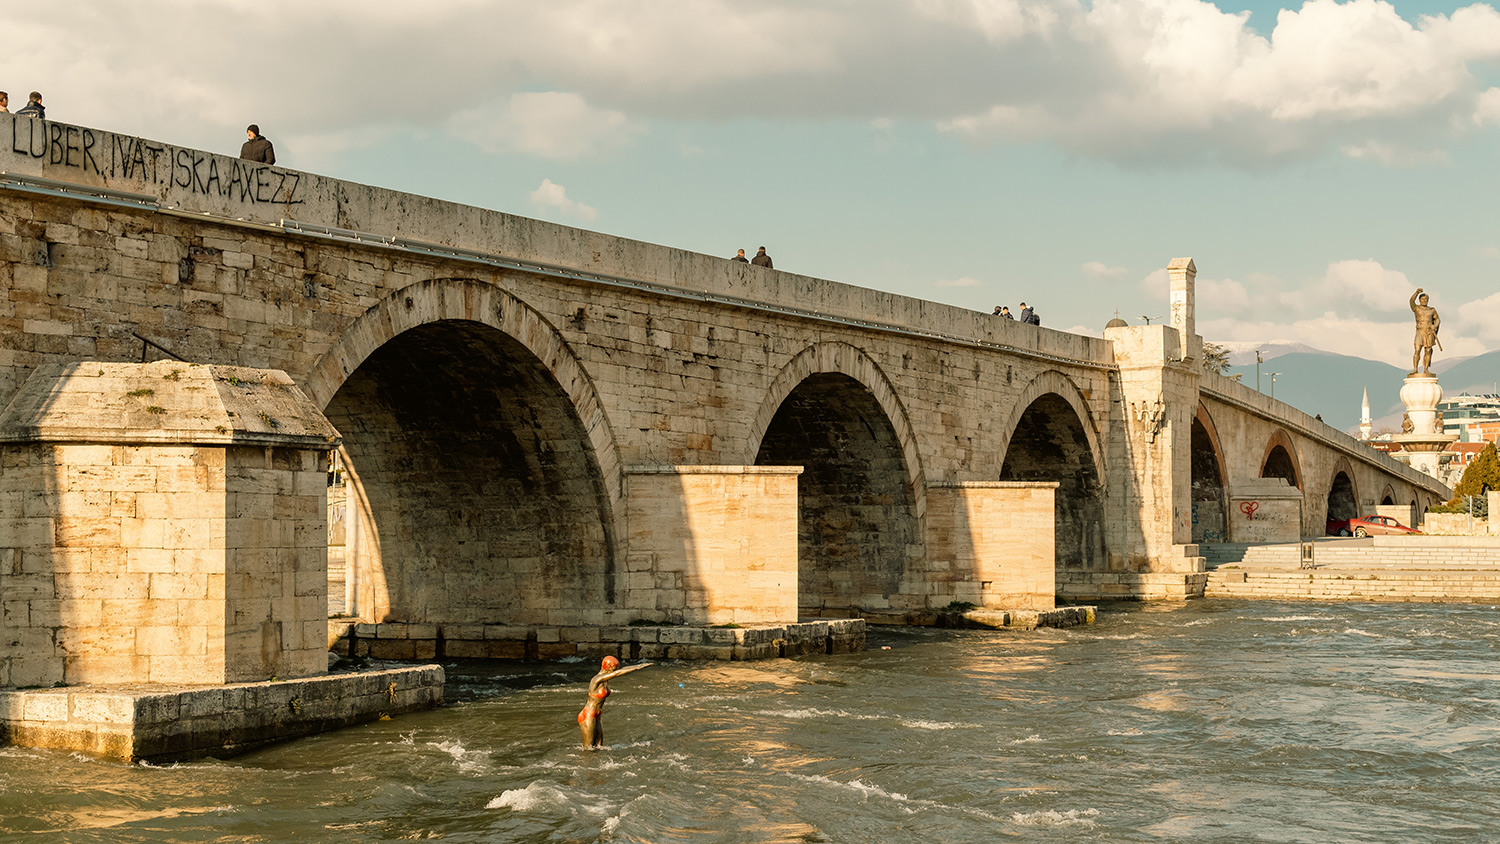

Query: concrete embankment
[1204,537,1500,603]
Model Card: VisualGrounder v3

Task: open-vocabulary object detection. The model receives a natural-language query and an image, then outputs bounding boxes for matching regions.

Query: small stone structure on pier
[0,361,441,760]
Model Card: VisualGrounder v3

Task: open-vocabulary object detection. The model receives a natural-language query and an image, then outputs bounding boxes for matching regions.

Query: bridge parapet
[1200,371,1446,496]
[0,114,1112,376]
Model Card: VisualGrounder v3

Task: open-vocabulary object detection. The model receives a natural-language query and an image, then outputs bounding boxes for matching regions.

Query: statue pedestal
[1395,374,1456,482]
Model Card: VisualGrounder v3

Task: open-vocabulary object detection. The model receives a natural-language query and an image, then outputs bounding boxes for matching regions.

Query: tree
[1450,441,1500,509]
[1201,341,1231,375]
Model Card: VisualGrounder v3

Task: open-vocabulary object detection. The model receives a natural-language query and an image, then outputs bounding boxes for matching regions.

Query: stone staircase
[1204,538,1500,603]
[1205,569,1500,603]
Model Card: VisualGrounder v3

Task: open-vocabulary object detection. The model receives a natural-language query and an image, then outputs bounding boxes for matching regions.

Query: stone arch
[999,370,1106,571]
[1326,457,1361,525]
[306,279,621,624]
[750,343,923,617]
[1259,429,1303,490]
[1190,403,1230,543]
[749,342,925,510]
[1380,484,1396,506]
[304,279,620,496]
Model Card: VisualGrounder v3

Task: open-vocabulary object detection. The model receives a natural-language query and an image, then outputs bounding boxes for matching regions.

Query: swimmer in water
[578,656,652,749]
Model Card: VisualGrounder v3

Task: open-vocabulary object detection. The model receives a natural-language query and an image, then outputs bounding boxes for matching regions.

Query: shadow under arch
[306,279,622,625]
[1260,429,1303,490]
[1326,456,1361,527]
[1190,403,1230,543]
[1379,485,1396,506]
[998,370,1106,572]
[749,342,924,617]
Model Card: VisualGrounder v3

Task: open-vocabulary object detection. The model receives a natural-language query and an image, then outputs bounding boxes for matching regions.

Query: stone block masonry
[331,619,866,662]
[0,361,339,687]
[0,664,442,762]
[623,466,801,626]
[0,114,1447,628]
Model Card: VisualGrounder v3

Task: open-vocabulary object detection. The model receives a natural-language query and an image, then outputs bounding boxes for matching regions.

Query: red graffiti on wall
[1239,501,1260,520]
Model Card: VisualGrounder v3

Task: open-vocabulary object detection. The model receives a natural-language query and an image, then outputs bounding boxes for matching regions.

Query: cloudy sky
[7,0,1498,366]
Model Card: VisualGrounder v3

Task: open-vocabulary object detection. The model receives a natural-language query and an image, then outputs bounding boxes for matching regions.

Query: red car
[1327,515,1421,537]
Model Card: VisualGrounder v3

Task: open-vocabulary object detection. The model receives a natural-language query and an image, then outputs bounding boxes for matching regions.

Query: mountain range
[1218,345,1500,434]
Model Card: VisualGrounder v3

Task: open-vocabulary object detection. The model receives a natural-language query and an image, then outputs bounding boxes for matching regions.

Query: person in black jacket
[240,124,276,164]
[1019,303,1039,325]
[751,246,773,268]
[731,249,749,263]
[15,92,43,120]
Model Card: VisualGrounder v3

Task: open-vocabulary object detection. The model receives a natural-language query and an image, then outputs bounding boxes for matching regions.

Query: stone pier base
[1058,572,1209,601]
[0,665,442,762]
[859,606,1096,628]
[330,619,866,662]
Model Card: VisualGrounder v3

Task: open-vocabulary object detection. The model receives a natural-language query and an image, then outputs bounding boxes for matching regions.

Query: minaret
[1359,387,1372,440]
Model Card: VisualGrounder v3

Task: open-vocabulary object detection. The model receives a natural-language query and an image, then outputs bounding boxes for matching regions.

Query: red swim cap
[601,656,619,671]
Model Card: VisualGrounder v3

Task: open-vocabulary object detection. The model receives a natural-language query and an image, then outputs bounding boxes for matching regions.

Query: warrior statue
[1410,288,1440,375]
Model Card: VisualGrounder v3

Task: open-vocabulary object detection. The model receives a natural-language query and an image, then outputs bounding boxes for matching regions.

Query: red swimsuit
[578,685,609,723]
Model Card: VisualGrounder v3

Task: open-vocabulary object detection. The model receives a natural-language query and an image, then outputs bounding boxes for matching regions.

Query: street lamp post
[1267,372,1281,399]
[1256,350,1263,393]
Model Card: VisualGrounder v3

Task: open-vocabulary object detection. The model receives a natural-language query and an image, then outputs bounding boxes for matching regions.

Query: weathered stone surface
[0,665,441,762]
[0,363,336,687]
[332,619,868,662]
[0,115,1448,662]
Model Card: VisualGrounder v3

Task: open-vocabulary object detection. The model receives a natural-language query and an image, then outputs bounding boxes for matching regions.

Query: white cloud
[1320,259,1412,313]
[1082,261,1128,279]
[1136,268,1169,298]
[938,0,1500,164]
[529,179,598,221]
[1196,276,1251,313]
[1191,257,1500,365]
[448,92,642,159]
[7,0,1499,168]
[937,276,982,287]
[1452,290,1500,347]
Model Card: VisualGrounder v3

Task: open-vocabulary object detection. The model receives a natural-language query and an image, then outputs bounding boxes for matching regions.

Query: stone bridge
[0,116,1447,685]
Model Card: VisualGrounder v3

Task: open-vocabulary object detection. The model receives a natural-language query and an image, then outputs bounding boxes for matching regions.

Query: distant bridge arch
[999,370,1106,571]
[1191,404,1230,544]
[1260,429,1303,490]
[1324,456,1361,525]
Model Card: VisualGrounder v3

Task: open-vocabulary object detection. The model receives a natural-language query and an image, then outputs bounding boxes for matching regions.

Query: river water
[4,599,1500,843]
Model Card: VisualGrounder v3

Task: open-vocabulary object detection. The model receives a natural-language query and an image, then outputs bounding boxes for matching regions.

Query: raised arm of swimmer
[578,657,653,749]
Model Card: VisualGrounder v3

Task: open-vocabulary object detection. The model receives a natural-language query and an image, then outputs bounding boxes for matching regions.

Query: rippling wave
[4,600,1499,842]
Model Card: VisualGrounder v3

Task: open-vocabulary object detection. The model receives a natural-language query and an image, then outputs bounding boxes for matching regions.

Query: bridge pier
[0,362,441,760]
[623,465,801,625]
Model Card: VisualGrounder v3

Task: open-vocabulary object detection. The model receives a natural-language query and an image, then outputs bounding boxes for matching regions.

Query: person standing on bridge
[578,656,652,750]
[751,246,773,269]
[1018,302,1038,325]
[732,249,749,263]
[15,92,43,120]
[0,92,9,114]
[240,124,276,165]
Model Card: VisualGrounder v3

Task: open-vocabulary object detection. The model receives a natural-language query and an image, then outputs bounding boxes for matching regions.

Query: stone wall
[623,467,800,626]
[0,362,335,687]
[1418,512,1489,536]
[0,115,1447,617]
[925,482,1057,611]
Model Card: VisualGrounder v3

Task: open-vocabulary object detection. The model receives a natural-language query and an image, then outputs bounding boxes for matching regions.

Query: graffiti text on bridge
[10,119,303,206]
